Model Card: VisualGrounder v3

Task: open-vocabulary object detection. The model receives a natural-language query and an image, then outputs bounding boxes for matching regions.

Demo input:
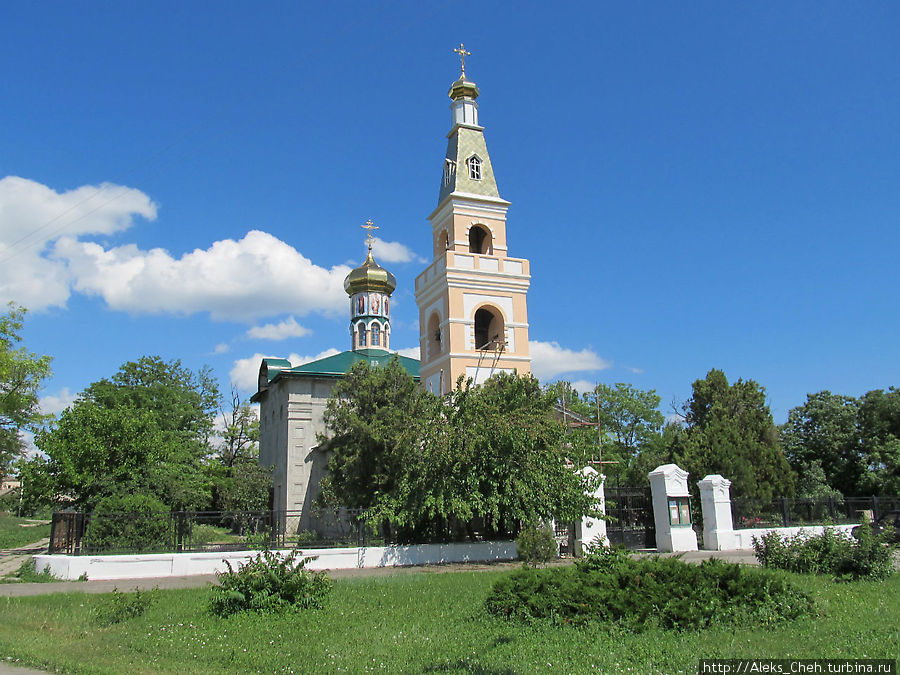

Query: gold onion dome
[449,75,479,101]
[343,249,396,296]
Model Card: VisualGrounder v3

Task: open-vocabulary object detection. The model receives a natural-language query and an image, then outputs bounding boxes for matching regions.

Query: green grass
[0,570,896,674]
[0,514,50,550]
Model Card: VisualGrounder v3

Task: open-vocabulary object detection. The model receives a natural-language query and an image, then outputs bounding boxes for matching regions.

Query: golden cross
[361,219,379,250]
[454,43,471,77]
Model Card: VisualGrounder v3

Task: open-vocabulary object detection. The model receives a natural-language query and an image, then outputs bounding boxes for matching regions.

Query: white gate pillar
[697,474,737,550]
[574,467,606,554]
[648,464,698,552]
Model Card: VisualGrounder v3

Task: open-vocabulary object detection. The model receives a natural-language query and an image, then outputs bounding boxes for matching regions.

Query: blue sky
[2,2,898,425]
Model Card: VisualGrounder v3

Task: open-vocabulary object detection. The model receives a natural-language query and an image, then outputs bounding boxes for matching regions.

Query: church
[253,49,532,529]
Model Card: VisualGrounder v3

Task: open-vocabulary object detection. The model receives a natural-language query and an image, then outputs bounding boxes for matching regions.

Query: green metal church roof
[290,349,419,378]
[262,348,419,383]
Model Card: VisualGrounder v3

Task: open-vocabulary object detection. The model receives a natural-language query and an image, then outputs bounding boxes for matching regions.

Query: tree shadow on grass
[422,657,520,675]
[422,636,519,674]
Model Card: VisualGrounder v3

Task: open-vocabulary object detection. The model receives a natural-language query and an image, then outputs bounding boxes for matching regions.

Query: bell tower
[415,45,531,394]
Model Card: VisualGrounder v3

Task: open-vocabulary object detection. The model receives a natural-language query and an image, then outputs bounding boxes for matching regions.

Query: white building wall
[258,374,337,533]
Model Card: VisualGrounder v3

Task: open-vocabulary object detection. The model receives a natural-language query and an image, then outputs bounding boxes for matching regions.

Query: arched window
[467,155,482,180]
[474,307,504,350]
[428,313,441,358]
[371,323,380,347]
[358,324,366,347]
[438,230,449,252]
[468,225,492,254]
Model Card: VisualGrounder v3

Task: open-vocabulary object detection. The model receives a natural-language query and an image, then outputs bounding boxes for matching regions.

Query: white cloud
[39,388,77,417]
[56,229,351,321]
[394,346,420,359]
[568,380,597,397]
[626,366,645,374]
[0,176,157,310]
[213,343,230,354]
[370,237,426,264]
[246,316,311,340]
[529,340,611,381]
[229,348,341,392]
[0,177,355,321]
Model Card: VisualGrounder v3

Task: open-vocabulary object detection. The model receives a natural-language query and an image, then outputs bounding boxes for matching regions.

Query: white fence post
[648,464,698,552]
[697,474,737,550]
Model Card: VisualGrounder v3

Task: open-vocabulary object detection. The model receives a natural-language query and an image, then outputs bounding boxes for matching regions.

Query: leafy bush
[752,521,894,581]
[516,522,557,567]
[209,550,332,617]
[486,552,812,631]
[93,588,158,626]
[83,493,170,553]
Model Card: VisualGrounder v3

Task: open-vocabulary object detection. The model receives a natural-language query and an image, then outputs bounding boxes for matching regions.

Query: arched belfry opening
[474,306,504,350]
[468,225,492,254]
[427,313,442,359]
[438,230,450,254]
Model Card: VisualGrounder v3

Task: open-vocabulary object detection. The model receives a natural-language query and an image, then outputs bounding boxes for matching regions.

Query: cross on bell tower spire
[453,43,471,77]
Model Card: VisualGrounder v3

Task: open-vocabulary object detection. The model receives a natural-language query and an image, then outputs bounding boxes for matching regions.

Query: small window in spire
[468,156,482,181]
[358,324,366,347]
[371,323,381,347]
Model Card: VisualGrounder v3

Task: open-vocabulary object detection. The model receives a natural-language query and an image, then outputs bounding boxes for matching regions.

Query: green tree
[210,387,271,512]
[590,383,665,457]
[856,387,900,494]
[317,359,429,512]
[320,366,600,541]
[217,387,260,469]
[675,369,793,500]
[780,391,862,496]
[0,303,52,473]
[23,356,218,511]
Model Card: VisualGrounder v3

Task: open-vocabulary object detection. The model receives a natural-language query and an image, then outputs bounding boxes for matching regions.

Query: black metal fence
[604,486,657,550]
[731,495,900,529]
[49,508,372,555]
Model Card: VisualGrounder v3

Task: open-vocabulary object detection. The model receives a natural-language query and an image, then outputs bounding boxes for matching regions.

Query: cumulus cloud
[1,177,354,321]
[394,346,420,359]
[370,237,425,264]
[229,348,341,392]
[56,230,351,321]
[568,380,597,397]
[246,316,311,341]
[0,176,157,310]
[213,343,230,354]
[39,387,78,417]
[529,340,611,381]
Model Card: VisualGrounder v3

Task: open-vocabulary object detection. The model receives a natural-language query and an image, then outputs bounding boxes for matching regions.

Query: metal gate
[604,485,656,550]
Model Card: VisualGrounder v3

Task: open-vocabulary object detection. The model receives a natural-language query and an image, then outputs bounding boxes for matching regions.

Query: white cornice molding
[429,194,511,222]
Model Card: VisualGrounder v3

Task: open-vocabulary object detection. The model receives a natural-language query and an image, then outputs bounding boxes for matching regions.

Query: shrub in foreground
[752,520,894,581]
[93,588,158,626]
[209,550,332,617]
[516,522,557,567]
[485,549,812,631]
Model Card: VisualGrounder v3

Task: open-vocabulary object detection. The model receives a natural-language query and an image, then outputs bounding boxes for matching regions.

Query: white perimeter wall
[33,541,518,581]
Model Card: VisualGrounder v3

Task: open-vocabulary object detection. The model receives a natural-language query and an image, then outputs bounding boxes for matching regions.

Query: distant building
[0,476,21,495]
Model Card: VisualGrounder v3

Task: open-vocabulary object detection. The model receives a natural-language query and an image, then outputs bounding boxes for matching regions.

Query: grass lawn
[0,513,50,550]
[0,569,896,674]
